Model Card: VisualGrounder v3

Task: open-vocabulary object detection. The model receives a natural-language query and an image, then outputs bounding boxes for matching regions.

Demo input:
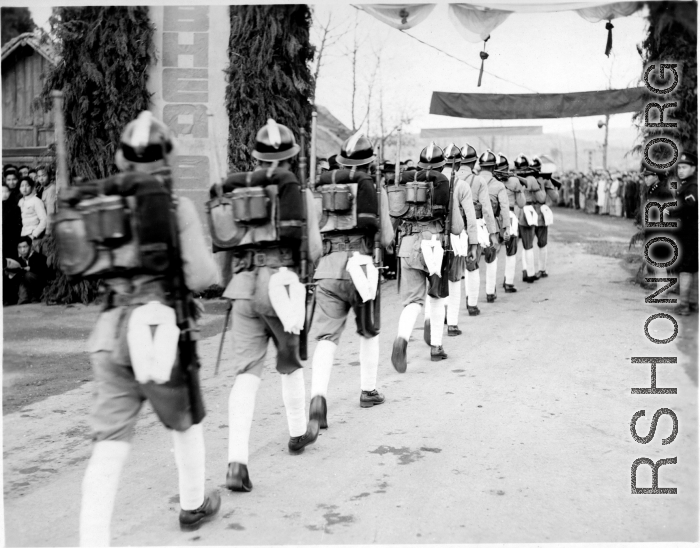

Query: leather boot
[226,462,252,492]
[538,270,548,278]
[360,389,385,408]
[179,490,221,531]
[447,325,461,336]
[467,305,480,316]
[391,338,408,373]
[503,284,517,293]
[430,345,448,361]
[486,294,496,303]
[288,424,319,454]
[309,395,328,430]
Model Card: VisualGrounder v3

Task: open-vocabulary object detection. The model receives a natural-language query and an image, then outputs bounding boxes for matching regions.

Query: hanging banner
[358,4,436,30]
[429,87,648,119]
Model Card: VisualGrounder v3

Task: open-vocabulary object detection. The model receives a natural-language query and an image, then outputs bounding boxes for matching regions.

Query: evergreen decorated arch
[226,5,315,172]
[40,7,155,304]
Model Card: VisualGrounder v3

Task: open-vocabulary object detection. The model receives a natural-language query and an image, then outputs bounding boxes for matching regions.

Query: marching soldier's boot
[360,335,384,407]
[173,425,220,530]
[431,345,448,360]
[80,440,130,547]
[392,303,422,373]
[227,373,260,489]
[485,258,498,299]
[466,269,481,309]
[282,369,318,453]
[537,246,549,277]
[310,340,336,427]
[446,280,462,334]
[523,249,536,282]
[309,395,328,432]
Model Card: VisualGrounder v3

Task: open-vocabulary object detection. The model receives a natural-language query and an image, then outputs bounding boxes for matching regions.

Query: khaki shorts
[400,259,430,307]
[312,278,377,344]
[88,308,195,442]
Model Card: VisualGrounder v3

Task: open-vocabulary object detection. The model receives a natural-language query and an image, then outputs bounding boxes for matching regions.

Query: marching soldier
[305,132,394,434]
[478,150,511,301]
[512,155,544,283]
[57,112,222,545]
[530,157,559,278]
[674,150,698,315]
[391,143,477,371]
[494,153,526,292]
[214,119,323,493]
[456,143,499,315]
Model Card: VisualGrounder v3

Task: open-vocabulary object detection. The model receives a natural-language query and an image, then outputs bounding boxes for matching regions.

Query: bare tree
[311,11,348,105]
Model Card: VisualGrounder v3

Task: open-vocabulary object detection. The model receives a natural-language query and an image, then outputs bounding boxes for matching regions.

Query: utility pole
[570,118,579,171]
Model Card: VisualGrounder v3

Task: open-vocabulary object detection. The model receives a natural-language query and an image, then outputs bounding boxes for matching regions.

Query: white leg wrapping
[524,248,536,276]
[538,245,548,272]
[80,440,130,547]
[466,269,480,306]
[505,255,517,284]
[228,373,261,465]
[397,302,422,341]
[360,335,379,391]
[172,423,205,511]
[486,258,498,294]
[429,297,446,346]
[311,340,336,398]
[281,368,307,438]
[446,280,461,326]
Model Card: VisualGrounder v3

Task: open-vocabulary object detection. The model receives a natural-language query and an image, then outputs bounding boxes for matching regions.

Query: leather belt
[235,247,295,269]
[401,219,443,235]
[324,239,366,254]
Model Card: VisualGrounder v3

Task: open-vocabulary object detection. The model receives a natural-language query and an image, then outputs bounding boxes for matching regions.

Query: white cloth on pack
[540,204,554,226]
[420,234,444,276]
[127,301,180,384]
[476,218,491,247]
[523,205,538,226]
[450,230,470,257]
[346,251,379,302]
[268,267,306,334]
[509,211,519,236]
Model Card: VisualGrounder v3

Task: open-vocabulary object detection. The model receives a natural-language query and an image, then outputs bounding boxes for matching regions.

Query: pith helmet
[460,143,478,164]
[418,142,446,169]
[530,156,542,172]
[495,153,509,172]
[252,119,300,162]
[478,150,497,168]
[119,111,175,163]
[337,131,375,167]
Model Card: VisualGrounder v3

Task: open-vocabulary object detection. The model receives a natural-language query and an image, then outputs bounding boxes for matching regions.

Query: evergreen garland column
[41,7,155,181]
[39,7,155,304]
[636,2,697,154]
[226,5,315,172]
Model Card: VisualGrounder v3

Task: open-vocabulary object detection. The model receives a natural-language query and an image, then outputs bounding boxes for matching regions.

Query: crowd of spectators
[3,163,53,305]
[552,169,646,221]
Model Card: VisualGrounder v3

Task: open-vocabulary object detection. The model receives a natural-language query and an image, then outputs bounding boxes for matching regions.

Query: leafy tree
[1,7,36,45]
[226,5,315,172]
[39,7,155,304]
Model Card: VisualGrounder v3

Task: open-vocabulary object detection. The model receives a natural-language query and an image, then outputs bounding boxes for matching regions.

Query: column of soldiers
[57,112,569,546]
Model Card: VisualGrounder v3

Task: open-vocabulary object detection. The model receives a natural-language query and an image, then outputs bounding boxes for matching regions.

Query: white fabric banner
[448,4,511,43]
[359,4,436,30]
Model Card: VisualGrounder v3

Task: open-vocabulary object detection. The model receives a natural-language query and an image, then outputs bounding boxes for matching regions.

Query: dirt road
[2,208,697,545]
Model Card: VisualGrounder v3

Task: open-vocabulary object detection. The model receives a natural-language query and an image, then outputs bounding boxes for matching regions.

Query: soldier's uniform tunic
[481,170,511,298]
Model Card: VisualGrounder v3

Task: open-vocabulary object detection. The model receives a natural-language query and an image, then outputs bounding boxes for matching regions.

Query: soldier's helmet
[460,143,478,164]
[418,142,446,169]
[530,156,542,172]
[252,119,300,162]
[119,111,175,164]
[444,143,462,163]
[478,150,497,168]
[513,154,531,173]
[337,131,375,167]
[495,153,509,172]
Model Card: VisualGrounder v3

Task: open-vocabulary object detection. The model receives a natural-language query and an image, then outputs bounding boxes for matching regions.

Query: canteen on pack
[313,168,378,233]
[388,169,450,221]
[207,168,301,252]
[53,172,173,279]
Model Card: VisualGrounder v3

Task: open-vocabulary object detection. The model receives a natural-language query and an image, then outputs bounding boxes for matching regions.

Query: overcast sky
[29,2,651,137]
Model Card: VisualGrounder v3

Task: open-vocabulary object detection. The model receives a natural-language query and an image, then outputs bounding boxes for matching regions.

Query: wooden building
[1,32,57,167]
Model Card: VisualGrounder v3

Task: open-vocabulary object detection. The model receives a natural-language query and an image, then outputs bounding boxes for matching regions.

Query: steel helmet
[513,154,531,173]
[418,142,446,169]
[495,153,509,172]
[337,131,375,167]
[478,150,497,168]
[119,111,175,163]
[460,143,478,164]
[252,118,300,162]
[444,143,462,163]
[530,156,542,172]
